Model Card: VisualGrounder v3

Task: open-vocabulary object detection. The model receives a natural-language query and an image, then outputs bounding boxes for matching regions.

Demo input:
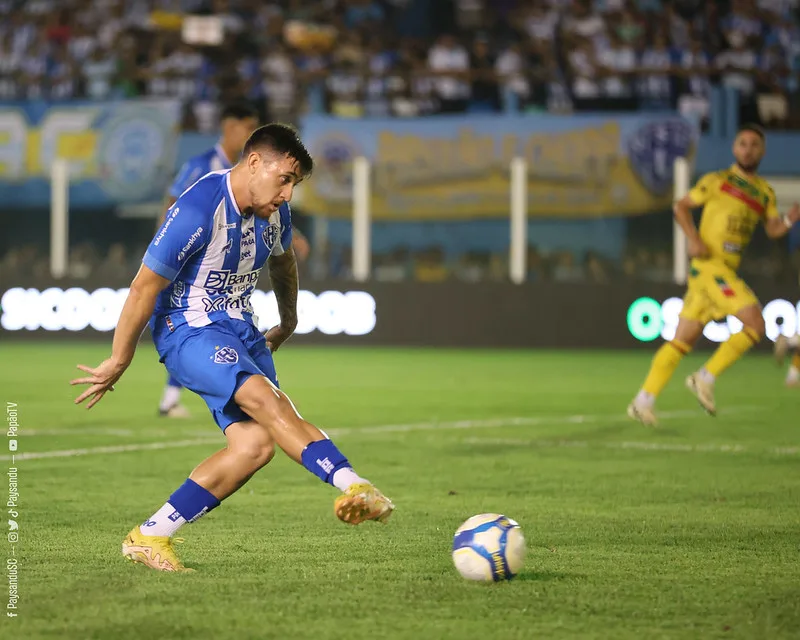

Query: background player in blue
[157,102,311,419]
[70,124,394,572]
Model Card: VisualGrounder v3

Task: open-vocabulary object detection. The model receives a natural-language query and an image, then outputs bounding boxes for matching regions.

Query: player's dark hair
[220,101,259,122]
[242,123,314,177]
[737,123,765,140]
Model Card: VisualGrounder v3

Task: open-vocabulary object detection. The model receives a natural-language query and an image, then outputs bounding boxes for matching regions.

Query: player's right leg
[628,317,704,426]
[234,372,394,526]
[158,372,190,418]
[688,297,765,416]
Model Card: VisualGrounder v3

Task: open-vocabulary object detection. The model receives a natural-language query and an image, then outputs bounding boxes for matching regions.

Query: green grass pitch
[0,342,799,639]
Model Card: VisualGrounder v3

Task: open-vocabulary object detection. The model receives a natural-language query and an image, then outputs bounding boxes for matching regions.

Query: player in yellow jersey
[628,124,800,426]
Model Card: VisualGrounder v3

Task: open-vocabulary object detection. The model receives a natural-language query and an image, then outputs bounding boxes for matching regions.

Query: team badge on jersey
[263,224,280,251]
[626,119,695,196]
[213,346,239,364]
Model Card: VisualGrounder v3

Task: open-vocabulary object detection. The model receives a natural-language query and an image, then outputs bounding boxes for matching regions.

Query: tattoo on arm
[268,247,298,331]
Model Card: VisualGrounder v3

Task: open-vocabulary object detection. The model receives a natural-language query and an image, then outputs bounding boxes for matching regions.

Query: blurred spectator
[428,34,470,113]
[469,37,499,112]
[414,246,449,282]
[638,30,674,109]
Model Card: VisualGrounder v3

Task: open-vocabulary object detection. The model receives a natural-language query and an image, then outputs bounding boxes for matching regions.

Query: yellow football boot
[334,483,395,525]
[122,526,193,572]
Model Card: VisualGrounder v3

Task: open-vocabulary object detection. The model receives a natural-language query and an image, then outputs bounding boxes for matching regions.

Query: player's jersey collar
[729,163,759,184]
[215,143,234,169]
[225,171,244,217]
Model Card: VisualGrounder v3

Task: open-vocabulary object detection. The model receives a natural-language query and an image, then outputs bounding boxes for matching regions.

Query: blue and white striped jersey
[168,143,233,199]
[144,170,293,338]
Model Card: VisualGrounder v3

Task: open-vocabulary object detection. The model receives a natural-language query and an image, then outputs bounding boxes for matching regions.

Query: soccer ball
[451,513,525,582]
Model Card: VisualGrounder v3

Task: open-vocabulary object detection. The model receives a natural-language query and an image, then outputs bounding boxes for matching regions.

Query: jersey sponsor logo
[170,280,185,307]
[218,222,237,231]
[201,295,253,313]
[263,224,280,250]
[722,241,742,253]
[177,226,204,261]
[203,269,261,291]
[241,250,252,259]
[213,346,239,364]
[626,119,694,196]
[153,207,179,246]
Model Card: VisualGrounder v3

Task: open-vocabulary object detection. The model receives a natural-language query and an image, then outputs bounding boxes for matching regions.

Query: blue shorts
[155,318,278,431]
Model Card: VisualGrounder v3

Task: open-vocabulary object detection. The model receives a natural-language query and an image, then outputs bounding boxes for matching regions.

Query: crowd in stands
[1,0,799,284]
[1,0,798,129]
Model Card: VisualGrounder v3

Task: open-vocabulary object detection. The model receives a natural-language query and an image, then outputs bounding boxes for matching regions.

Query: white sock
[635,390,655,407]
[699,368,715,384]
[139,502,186,537]
[788,366,800,383]
[789,335,800,348]
[159,385,182,412]
[332,467,369,492]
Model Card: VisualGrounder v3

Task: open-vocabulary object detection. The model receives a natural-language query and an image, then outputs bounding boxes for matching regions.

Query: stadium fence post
[352,155,371,282]
[673,156,690,285]
[509,156,528,284]
[50,158,69,279]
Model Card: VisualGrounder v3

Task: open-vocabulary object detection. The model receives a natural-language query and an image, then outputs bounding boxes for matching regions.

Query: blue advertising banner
[0,99,182,209]
[300,112,699,219]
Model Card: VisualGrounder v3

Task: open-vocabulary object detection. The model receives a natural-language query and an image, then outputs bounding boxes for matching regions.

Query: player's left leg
[688,303,764,415]
[123,418,276,571]
[158,372,190,418]
[628,278,707,427]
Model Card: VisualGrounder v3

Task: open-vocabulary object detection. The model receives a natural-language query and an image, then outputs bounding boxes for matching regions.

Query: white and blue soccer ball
[451,513,525,582]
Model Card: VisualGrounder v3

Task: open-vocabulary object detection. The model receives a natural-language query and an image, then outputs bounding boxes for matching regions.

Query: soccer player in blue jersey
[71,124,394,572]
[157,102,311,418]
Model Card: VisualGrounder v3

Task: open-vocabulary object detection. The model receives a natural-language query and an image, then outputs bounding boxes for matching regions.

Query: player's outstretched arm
[764,203,800,239]
[265,246,298,352]
[70,265,171,408]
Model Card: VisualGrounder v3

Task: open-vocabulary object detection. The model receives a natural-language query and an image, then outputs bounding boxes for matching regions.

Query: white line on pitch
[0,406,762,462]
[461,437,783,456]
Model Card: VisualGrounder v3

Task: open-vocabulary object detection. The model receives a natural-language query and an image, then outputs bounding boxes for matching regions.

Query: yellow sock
[703,327,760,378]
[792,352,800,370]
[642,340,691,398]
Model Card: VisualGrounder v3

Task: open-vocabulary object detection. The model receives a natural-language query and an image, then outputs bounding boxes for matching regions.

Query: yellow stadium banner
[300,114,698,219]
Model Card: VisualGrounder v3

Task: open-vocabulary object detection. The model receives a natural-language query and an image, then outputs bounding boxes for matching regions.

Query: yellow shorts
[680,261,760,324]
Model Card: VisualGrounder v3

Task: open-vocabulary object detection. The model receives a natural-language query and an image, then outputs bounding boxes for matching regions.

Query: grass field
[1,342,799,639]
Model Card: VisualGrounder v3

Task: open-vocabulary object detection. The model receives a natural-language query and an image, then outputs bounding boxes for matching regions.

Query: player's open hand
[688,237,710,259]
[70,358,126,409]
[265,324,294,353]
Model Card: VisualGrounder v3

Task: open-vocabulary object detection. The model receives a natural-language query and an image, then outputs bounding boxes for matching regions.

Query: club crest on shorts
[213,346,239,364]
[263,223,280,251]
